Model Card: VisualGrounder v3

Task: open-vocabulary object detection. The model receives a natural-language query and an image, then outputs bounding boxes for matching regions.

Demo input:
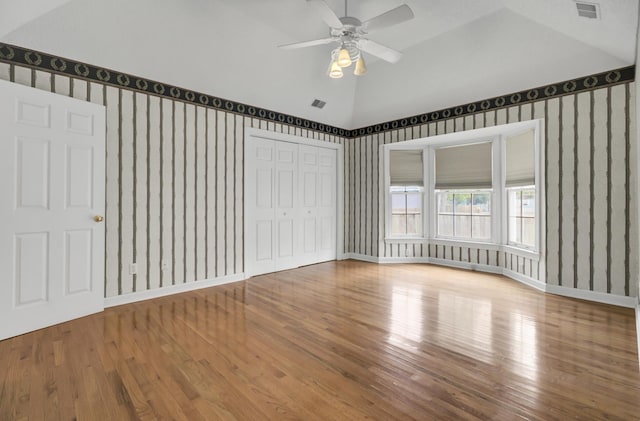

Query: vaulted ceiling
[1,0,637,129]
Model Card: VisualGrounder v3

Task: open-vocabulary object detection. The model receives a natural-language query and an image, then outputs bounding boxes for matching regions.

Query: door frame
[244,127,344,277]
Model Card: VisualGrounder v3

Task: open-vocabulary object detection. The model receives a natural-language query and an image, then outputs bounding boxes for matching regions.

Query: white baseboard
[503,268,547,292]
[104,273,246,308]
[636,302,640,368]
[545,284,638,308]
[345,254,638,308]
[430,257,503,275]
[341,253,380,263]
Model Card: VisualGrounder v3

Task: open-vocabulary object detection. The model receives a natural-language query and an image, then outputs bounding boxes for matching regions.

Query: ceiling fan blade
[307,0,343,28]
[362,4,414,33]
[278,37,336,50]
[358,39,403,63]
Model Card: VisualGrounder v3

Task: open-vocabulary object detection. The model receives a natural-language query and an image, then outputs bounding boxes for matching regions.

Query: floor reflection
[388,286,423,350]
[509,312,539,382]
[435,292,494,363]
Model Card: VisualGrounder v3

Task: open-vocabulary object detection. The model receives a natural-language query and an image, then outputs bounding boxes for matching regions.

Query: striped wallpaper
[344,83,638,297]
[0,43,637,300]
[0,62,345,298]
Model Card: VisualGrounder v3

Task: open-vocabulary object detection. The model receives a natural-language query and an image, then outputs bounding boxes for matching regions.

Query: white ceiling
[1,0,637,129]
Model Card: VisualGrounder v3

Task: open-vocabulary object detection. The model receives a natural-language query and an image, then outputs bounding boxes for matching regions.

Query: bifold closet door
[316,147,337,262]
[299,145,337,266]
[246,138,277,275]
[246,138,299,275]
[246,136,337,277]
[274,141,298,271]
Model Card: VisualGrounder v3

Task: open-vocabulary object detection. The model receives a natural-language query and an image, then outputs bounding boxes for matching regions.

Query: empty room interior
[2,0,640,419]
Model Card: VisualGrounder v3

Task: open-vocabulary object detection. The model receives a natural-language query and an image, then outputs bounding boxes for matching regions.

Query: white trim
[378,256,430,264]
[341,253,380,263]
[636,302,640,369]
[504,268,547,292]
[345,254,637,308]
[503,245,540,261]
[545,284,638,308]
[104,273,246,308]
[427,237,502,251]
[385,237,426,244]
[428,257,502,274]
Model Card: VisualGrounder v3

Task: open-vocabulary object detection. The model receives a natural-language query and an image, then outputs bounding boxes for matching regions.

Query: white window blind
[435,142,492,189]
[390,150,423,186]
[505,130,535,187]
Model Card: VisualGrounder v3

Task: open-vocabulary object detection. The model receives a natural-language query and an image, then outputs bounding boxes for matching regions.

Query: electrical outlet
[129,263,137,275]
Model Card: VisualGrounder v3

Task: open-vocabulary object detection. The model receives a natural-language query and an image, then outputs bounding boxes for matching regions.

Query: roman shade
[389,150,423,186]
[435,142,492,189]
[505,130,535,187]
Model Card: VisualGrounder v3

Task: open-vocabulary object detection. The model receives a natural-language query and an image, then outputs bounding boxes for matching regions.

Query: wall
[344,80,639,298]
[0,46,346,299]
[0,42,637,302]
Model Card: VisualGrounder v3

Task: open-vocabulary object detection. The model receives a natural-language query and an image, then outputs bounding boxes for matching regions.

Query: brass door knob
[94,215,104,223]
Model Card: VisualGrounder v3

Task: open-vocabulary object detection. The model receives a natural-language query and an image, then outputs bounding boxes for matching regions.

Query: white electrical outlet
[129,263,137,275]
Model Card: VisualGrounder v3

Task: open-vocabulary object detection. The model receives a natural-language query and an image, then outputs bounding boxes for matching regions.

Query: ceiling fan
[278,0,414,78]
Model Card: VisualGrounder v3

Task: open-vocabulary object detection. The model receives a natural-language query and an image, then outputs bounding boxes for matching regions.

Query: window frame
[505,186,537,250]
[383,120,542,256]
[389,185,425,238]
[385,146,428,242]
[435,189,494,242]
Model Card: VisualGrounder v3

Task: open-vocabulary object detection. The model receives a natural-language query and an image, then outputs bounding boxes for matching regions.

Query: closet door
[299,145,319,266]
[274,141,299,271]
[317,147,337,262]
[246,138,276,275]
[245,135,337,277]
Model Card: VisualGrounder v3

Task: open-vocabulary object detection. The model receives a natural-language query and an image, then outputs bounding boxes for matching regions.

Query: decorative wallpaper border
[0,42,348,137]
[348,66,635,137]
[0,42,634,139]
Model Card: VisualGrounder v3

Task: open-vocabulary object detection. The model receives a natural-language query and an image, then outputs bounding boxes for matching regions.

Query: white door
[274,141,298,271]
[299,145,319,266]
[245,134,337,277]
[0,79,105,341]
[317,147,337,262]
[246,138,276,275]
[246,138,299,274]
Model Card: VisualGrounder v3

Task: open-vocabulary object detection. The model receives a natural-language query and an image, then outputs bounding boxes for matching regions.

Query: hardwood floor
[1,260,639,420]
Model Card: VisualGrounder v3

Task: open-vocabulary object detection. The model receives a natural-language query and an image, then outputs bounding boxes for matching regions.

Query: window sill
[503,245,540,261]
[385,237,426,244]
[384,238,541,260]
[429,238,500,251]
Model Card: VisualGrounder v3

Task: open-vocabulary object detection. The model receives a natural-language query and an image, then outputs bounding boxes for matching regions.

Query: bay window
[384,121,540,254]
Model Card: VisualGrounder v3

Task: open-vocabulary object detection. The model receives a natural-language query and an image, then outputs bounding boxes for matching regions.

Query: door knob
[94,215,104,222]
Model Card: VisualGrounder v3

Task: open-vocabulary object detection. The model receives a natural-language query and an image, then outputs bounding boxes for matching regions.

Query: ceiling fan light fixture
[329,60,344,78]
[354,55,367,76]
[337,47,352,67]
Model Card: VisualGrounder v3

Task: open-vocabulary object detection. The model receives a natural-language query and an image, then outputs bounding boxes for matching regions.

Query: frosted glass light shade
[337,48,352,67]
[329,61,343,78]
[354,56,367,75]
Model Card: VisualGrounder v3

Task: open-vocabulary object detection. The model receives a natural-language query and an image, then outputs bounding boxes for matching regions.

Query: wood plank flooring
[1,260,639,420]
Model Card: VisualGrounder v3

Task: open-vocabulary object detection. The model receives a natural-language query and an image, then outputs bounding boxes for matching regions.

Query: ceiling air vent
[311,99,326,109]
[575,2,599,19]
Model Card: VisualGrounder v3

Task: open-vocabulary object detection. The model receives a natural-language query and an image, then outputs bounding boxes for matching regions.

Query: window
[434,142,493,241]
[508,188,535,247]
[391,186,423,236]
[437,191,491,240]
[388,150,424,237]
[384,121,540,253]
[505,130,536,249]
